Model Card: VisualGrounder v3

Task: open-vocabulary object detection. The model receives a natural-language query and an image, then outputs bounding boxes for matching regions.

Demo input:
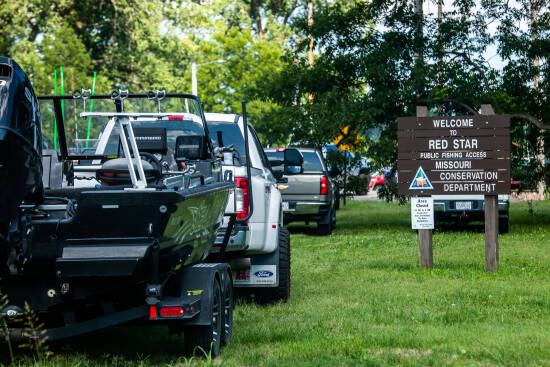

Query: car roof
[265,147,319,153]
[204,113,239,123]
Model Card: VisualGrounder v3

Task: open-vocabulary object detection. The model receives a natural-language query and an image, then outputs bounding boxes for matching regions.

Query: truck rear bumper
[434,199,509,221]
[282,201,329,215]
[282,201,330,223]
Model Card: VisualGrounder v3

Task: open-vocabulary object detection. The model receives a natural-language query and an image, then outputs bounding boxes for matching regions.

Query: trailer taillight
[234,177,250,220]
[320,176,328,195]
[160,306,184,317]
[149,305,157,320]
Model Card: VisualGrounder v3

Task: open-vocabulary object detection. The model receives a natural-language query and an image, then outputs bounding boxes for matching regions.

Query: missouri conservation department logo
[409,166,433,190]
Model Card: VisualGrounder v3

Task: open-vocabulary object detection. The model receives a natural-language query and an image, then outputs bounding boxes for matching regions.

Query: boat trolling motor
[0,57,44,273]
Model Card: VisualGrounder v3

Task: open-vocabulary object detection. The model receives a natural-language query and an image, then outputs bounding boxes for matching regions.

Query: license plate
[282,201,289,211]
[456,201,472,210]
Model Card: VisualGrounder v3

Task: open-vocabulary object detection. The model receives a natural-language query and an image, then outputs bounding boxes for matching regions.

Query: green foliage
[345,175,368,195]
[1,0,296,145]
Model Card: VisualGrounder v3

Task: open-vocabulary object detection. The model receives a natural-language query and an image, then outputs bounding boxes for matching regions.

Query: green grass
[7,200,550,366]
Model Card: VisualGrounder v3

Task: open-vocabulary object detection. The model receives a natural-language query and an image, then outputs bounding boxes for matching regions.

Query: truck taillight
[235,177,250,220]
[320,176,328,195]
[167,115,184,120]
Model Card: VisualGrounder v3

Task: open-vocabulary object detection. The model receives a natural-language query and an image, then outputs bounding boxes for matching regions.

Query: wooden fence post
[416,106,433,269]
[481,104,499,272]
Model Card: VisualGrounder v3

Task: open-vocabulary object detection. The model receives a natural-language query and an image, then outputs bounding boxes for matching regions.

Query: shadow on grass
[48,326,183,361]
[435,221,485,233]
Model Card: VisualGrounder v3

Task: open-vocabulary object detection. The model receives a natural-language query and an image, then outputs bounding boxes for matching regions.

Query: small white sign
[411,197,434,229]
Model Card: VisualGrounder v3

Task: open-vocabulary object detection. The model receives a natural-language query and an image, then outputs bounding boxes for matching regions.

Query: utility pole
[191,61,198,96]
[531,0,546,200]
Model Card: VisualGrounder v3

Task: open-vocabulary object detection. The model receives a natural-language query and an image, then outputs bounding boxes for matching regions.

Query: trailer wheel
[184,278,222,357]
[221,271,233,346]
[255,227,291,304]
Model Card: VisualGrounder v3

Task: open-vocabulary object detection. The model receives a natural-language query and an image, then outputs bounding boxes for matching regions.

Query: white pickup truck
[205,113,296,304]
[78,111,294,304]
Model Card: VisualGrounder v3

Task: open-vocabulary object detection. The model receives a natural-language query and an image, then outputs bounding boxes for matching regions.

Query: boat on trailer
[0,57,236,356]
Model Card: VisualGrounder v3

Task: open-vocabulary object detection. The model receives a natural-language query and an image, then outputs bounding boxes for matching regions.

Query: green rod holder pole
[60,66,65,125]
[85,72,97,148]
[53,69,57,150]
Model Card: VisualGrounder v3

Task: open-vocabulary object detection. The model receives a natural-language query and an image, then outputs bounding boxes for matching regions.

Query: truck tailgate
[283,174,321,201]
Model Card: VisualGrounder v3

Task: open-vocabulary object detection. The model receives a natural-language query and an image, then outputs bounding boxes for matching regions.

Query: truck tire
[317,208,333,236]
[184,278,222,357]
[221,271,233,346]
[335,191,341,210]
[255,227,291,304]
[331,206,336,229]
[499,215,510,234]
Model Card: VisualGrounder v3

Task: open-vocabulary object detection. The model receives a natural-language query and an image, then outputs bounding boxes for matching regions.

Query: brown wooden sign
[397,114,511,195]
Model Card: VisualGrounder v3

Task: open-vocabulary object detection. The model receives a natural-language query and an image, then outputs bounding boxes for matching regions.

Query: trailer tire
[221,271,233,346]
[184,278,222,357]
[255,227,291,304]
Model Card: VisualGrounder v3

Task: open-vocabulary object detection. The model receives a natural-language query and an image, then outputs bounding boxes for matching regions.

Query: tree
[266,0,550,199]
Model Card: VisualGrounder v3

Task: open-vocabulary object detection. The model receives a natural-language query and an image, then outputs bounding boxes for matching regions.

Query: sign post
[481,104,499,272]
[415,106,433,268]
[397,106,510,271]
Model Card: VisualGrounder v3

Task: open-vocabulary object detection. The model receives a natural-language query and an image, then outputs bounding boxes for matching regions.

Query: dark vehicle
[265,148,336,235]
[0,58,236,357]
[433,194,510,234]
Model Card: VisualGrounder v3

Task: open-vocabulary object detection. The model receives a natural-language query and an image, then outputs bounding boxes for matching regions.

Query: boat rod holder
[72,87,92,112]
[147,89,166,113]
[110,89,129,112]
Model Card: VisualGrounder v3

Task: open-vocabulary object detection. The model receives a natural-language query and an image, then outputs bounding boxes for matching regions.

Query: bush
[345,175,368,196]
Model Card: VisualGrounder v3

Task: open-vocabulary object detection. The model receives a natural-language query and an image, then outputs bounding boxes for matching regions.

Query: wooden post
[416,106,433,268]
[481,104,499,272]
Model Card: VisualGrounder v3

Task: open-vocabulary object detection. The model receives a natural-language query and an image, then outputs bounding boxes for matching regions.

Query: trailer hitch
[145,242,162,305]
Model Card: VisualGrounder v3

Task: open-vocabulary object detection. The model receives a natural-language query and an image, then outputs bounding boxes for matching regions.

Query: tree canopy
[1,0,548,192]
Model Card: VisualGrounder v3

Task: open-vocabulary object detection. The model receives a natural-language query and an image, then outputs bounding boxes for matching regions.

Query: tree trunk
[414,0,424,100]
[437,0,443,114]
[251,0,265,39]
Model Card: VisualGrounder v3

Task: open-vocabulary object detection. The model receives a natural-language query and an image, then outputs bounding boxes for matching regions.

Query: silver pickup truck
[265,148,336,235]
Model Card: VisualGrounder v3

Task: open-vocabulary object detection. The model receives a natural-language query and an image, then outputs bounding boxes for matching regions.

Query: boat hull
[2,182,233,313]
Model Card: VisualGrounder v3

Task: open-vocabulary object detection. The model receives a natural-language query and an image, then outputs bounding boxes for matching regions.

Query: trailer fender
[179,263,230,326]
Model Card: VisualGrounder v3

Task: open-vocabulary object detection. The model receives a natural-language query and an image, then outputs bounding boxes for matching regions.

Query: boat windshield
[100,118,205,156]
[37,93,206,158]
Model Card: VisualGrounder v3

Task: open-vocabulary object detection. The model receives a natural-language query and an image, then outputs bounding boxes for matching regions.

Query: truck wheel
[335,191,341,210]
[184,278,222,357]
[331,207,336,229]
[255,227,291,304]
[499,215,510,234]
[221,271,233,346]
[317,209,333,236]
